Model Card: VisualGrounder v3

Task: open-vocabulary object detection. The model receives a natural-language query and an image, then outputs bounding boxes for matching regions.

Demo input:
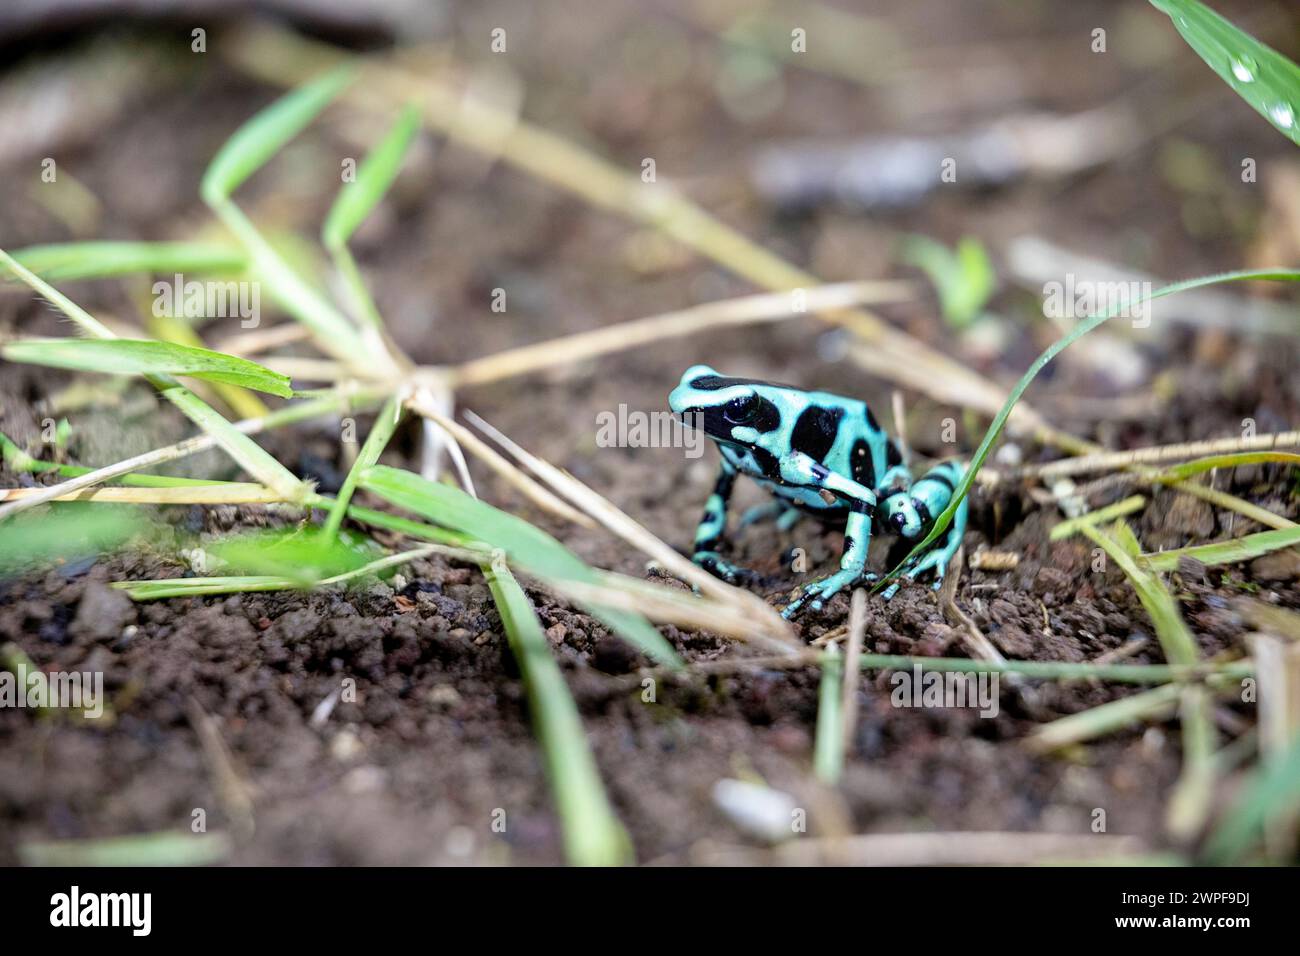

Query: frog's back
[806,390,899,494]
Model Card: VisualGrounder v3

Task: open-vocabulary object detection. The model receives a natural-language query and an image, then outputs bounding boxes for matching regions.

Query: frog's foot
[880,549,952,601]
[781,569,876,619]
[693,550,765,587]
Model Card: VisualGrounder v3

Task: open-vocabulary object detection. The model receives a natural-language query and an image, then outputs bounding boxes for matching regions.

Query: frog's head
[669,365,779,447]
[882,490,926,539]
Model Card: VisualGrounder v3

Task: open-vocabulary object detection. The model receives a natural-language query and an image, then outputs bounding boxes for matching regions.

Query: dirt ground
[1,0,1298,865]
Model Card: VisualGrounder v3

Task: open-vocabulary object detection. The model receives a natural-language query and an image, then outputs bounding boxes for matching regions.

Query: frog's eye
[723,394,760,425]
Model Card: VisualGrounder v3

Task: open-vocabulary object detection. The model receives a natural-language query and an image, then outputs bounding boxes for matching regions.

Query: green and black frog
[668,365,968,618]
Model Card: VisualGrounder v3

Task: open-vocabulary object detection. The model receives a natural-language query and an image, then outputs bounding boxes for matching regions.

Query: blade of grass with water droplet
[876,269,1300,592]
[1150,0,1300,147]
[360,464,682,667]
[3,339,293,397]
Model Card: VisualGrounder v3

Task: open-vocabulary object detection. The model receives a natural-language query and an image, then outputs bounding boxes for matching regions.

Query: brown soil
[1,0,1297,865]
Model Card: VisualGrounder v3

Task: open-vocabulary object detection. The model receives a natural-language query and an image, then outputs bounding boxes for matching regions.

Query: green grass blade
[1168,685,1217,839]
[1151,0,1300,146]
[322,395,403,543]
[323,103,421,249]
[1141,526,1300,572]
[197,66,373,362]
[877,269,1300,591]
[1156,451,1300,481]
[10,241,246,280]
[322,104,420,334]
[3,338,293,397]
[1,249,303,495]
[813,644,845,784]
[116,542,435,600]
[1203,732,1300,863]
[201,66,355,203]
[1082,521,1200,667]
[0,503,146,574]
[359,465,682,667]
[213,202,370,364]
[1030,683,1184,751]
[1050,495,1147,541]
[484,559,632,866]
[208,527,383,583]
[20,830,231,867]
[161,386,306,501]
[307,495,473,549]
[0,431,233,487]
[116,576,298,599]
[852,653,1251,684]
[0,248,113,339]
[900,234,995,329]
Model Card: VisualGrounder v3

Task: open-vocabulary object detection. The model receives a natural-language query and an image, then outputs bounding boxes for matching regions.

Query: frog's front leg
[691,460,762,586]
[777,452,878,619]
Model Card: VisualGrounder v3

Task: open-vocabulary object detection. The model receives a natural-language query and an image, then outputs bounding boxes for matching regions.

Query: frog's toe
[781,570,863,618]
[693,551,762,586]
[780,594,810,619]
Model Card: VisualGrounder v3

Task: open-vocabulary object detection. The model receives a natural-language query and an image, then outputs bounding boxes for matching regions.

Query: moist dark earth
[1,1,1298,864]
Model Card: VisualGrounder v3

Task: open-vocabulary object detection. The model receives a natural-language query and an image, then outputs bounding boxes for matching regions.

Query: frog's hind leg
[881,461,968,599]
[775,506,803,533]
[691,460,763,586]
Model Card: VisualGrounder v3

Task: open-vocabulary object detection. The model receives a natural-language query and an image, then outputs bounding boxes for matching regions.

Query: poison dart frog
[668,365,968,619]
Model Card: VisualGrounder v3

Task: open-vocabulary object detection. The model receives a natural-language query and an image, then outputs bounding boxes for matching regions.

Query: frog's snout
[668,383,691,417]
[669,365,717,417]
